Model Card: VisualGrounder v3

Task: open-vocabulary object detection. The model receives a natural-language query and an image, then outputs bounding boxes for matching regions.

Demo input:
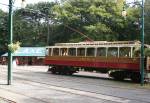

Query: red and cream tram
[45,41,150,82]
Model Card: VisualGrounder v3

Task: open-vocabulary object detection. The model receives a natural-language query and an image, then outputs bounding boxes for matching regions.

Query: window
[87,48,95,56]
[107,48,118,57]
[97,48,106,56]
[119,47,130,57]
[53,48,59,56]
[60,48,68,56]
[68,48,76,56]
[77,48,85,56]
[45,48,49,56]
[48,48,51,56]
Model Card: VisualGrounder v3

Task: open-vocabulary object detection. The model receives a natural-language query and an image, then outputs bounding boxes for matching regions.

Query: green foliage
[53,0,118,41]
[132,47,150,57]
[144,48,150,57]
[13,2,57,46]
[145,0,150,44]
[0,0,150,51]
[53,0,141,42]
[0,10,8,52]
[8,41,21,53]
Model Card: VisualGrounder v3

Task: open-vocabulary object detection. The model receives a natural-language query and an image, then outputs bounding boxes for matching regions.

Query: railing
[55,41,141,47]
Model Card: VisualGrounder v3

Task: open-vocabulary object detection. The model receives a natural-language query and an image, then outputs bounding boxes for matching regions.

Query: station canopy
[2,47,45,57]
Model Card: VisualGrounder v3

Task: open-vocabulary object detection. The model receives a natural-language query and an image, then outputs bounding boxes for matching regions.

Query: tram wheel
[52,71,56,74]
[130,72,141,82]
[47,68,51,72]
[51,67,57,74]
[109,71,126,81]
[67,71,73,75]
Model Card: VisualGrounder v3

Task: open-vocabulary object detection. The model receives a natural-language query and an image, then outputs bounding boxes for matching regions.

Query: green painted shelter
[2,47,45,65]
[3,47,45,57]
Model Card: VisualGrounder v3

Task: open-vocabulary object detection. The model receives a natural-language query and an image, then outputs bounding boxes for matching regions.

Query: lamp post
[8,0,26,85]
[122,0,145,86]
[8,0,13,85]
[140,0,145,86]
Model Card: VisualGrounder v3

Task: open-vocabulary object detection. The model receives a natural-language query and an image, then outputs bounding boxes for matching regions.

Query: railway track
[0,69,150,103]
[11,68,150,91]
[1,66,150,92]
[0,96,16,103]
[0,75,132,103]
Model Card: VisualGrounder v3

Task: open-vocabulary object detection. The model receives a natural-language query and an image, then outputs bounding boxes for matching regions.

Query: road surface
[0,65,150,103]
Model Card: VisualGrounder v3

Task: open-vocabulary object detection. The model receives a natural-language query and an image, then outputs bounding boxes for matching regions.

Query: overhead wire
[64,24,94,42]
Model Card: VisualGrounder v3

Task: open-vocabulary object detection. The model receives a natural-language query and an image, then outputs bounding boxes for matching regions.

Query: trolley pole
[140,0,145,86]
[8,0,13,85]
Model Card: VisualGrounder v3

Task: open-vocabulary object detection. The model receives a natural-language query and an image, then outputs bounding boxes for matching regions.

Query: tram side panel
[45,56,145,82]
[45,56,140,71]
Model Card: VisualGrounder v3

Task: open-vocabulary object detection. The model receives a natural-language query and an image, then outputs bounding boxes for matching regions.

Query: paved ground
[0,65,150,103]
[0,96,16,103]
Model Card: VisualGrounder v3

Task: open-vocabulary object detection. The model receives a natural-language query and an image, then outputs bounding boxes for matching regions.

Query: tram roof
[55,41,141,46]
[46,41,148,48]
[45,41,150,48]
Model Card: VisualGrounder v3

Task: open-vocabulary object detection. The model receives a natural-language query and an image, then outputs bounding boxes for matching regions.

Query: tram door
[147,57,150,71]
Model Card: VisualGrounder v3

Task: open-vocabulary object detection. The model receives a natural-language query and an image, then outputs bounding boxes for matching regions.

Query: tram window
[68,48,76,56]
[119,47,130,57]
[97,48,106,56]
[87,48,95,56]
[53,48,59,56]
[48,48,52,56]
[108,48,118,57]
[60,48,68,56]
[133,47,140,57]
[77,48,85,56]
[46,48,49,56]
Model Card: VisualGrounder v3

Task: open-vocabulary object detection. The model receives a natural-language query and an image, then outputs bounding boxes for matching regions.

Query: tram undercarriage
[47,65,145,82]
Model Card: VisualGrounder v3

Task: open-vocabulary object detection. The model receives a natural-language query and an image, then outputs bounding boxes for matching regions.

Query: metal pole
[140,0,145,86]
[8,0,13,85]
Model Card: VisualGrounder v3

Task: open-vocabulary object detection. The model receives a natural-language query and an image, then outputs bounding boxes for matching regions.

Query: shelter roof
[2,47,45,57]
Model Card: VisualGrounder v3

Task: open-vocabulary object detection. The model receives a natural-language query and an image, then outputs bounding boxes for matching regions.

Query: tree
[53,0,141,42]
[145,0,150,44]
[0,9,8,53]
[1,0,147,52]
[13,2,57,46]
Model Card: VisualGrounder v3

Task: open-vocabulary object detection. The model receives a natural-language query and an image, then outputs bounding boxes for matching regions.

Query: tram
[45,41,150,82]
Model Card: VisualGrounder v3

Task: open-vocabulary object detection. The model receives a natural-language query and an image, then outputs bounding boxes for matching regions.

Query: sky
[0,0,135,12]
